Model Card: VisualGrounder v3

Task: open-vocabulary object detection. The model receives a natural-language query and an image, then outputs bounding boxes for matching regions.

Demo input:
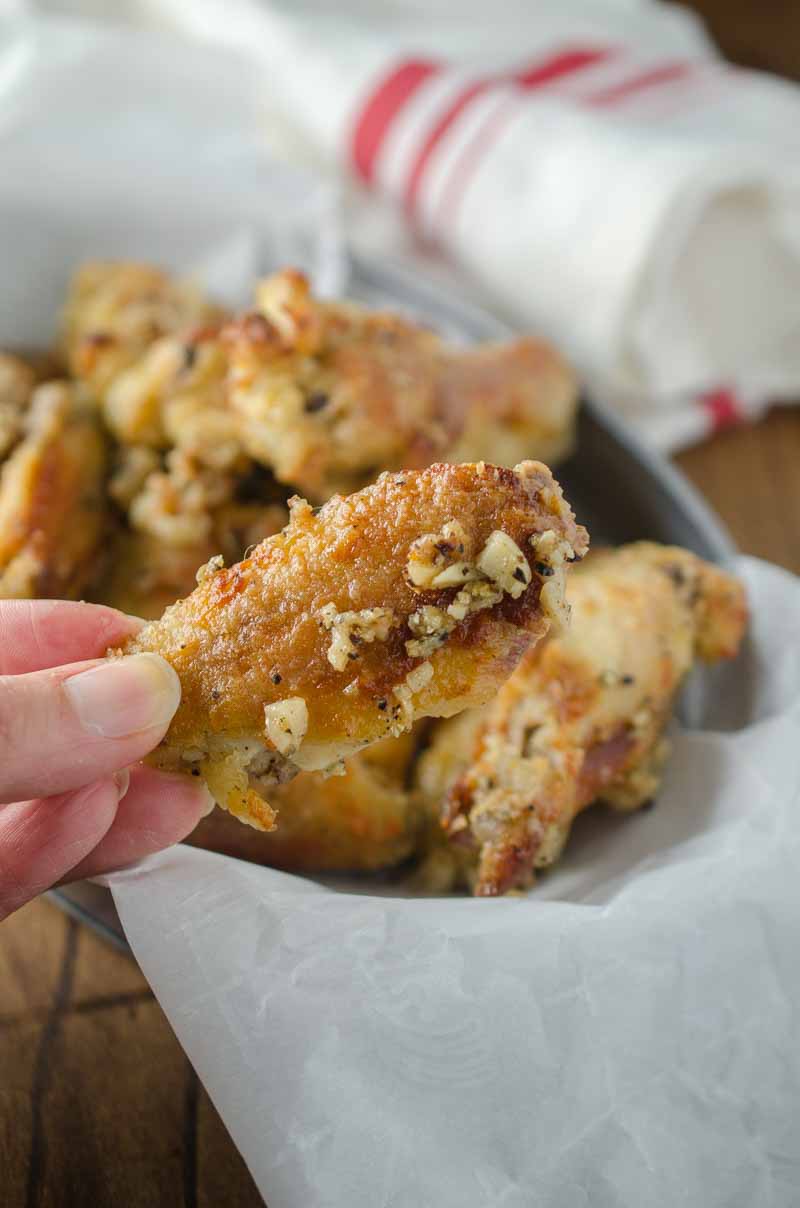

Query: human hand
[0,599,213,921]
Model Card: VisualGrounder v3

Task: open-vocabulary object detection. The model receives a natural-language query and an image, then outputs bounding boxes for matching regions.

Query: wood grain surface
[2,7,800,1203]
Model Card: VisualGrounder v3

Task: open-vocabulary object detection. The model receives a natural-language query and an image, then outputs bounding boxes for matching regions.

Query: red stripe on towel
[701,387,743,432]
[351,60,440,185]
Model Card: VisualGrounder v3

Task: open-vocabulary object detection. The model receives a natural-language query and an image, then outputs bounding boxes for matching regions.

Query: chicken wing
[119,460,587,830]
[188,729,422,873]
[225,269,578,502]
[0,383,108,600]
[0,353,37,462]
[61,261,222,400]
[421,543,747,896]
[95,501,289,620]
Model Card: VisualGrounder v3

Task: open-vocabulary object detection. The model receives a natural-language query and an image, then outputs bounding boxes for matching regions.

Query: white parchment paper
[105,558,800,1208]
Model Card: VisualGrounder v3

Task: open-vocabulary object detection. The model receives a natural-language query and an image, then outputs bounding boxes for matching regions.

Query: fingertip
[57,765,216,885]
[0,779,120,920]
[124,765,215,835]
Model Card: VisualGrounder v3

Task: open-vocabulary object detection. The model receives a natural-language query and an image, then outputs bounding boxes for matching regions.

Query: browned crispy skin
[61,264,576,566]
[189,730,422,873]
[120,460,587,830]
[94,503,289,621]
[420,543,747,896]
[0,383,108,600]
[225,270,578,501]
[62,261,222,400]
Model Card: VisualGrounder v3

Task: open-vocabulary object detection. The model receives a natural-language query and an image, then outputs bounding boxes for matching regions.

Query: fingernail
[113,768,131,802]
[65,654,181,739]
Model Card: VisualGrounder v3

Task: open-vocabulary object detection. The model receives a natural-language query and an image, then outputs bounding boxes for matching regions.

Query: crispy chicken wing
[189,729,423,872]
[95,502,288,620]
[420,543,747,896]
[119,460,587,830]
[62,261,222,400]
[0,353,37,462]
[0,383,108,600]
[226,270,578,502]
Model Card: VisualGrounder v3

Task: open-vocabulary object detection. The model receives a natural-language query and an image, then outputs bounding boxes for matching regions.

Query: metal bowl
[49,252,735,951]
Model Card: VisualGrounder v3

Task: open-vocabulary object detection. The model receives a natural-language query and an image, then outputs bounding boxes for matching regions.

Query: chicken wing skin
[422,543,747,896]
[94,502,289,621]
[119,460,587,830]
[224,269,578,501]
[0,353,37,462]
[62,261,222,400]
[0,383,108,600]
[188,729,422,873]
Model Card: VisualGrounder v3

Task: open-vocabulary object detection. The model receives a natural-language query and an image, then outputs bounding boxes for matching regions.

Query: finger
[0,777,122,921]
[60,765,214,884]
[0,653,181,804]
[0,599,142,675]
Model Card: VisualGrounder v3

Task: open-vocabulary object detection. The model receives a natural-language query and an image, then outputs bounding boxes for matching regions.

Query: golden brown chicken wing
[119,460,587,830]
[95,501,289,621]
[420,543,747,896]
[225,269,578,502]
[189,728,423,873]
[0,383,108,600]
[62,261,222,401]
[0,353,37,462]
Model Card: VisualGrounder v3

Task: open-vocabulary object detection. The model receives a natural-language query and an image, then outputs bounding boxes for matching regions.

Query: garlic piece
[476,530,531,598]
[406,520,471,589]
[263,697,308,757]
[320,604,395,671]
[390,660,434,735]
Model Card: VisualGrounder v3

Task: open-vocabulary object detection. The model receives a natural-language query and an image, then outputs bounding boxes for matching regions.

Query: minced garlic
[390,660,434,735]
[320,604,395,671]
[476,530,531,598]
[263,697,308,757]
[195,553,225,584]
[406,520,472,589]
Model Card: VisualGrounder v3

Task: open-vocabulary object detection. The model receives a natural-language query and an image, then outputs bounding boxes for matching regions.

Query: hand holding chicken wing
[118,460,587,830]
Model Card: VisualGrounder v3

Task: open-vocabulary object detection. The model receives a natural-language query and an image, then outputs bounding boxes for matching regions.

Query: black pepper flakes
[535,562,555,577]
[512,567,527,583]
[271,672,282,684]
[304,392,329,414]
[377,699,388,710]
[621,674,635,686]
[211,689,221,701]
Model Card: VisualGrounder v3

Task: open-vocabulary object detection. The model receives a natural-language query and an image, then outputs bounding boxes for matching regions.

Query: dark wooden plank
[69,909,151,1006]
[0,1021,42,1208]
[197,1082,263,1208]
[676,0,800,79]
[0,901,71,1022]
[675,407,800,574]
[35,1000,188,1208]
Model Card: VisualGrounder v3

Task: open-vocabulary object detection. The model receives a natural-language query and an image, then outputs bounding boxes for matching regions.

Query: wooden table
[2,408,799,1207]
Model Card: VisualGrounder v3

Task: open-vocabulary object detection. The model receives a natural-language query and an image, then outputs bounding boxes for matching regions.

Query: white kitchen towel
[75,0,800,451]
